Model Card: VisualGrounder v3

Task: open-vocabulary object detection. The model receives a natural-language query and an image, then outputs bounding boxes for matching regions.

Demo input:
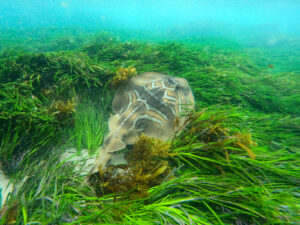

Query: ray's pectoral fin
[106,138,126,153]
[90,137,126,174]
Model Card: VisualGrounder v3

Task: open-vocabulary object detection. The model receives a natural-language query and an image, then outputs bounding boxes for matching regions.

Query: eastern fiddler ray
[91,72,195,173]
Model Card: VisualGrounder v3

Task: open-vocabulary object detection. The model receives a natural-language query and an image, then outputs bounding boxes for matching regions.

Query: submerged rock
[0,168,12,208]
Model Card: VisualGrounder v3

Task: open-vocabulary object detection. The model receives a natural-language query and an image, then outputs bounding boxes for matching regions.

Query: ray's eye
[167,78,175,85]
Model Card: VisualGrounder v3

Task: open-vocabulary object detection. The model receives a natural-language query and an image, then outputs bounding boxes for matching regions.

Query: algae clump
[109,66,137,87]
[95,134,172,197]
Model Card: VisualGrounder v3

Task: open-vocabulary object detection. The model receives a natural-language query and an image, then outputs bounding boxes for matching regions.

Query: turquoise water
[1,0,300,37]
[2,0,300,72]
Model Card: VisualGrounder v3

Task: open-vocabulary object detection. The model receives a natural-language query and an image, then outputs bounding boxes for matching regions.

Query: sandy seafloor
[0,148,95,207]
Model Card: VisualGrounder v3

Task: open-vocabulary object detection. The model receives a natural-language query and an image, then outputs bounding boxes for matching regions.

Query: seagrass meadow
[0,29,299,225]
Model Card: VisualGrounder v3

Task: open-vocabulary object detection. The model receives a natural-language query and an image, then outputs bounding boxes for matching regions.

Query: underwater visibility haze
[0,0,299,224]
